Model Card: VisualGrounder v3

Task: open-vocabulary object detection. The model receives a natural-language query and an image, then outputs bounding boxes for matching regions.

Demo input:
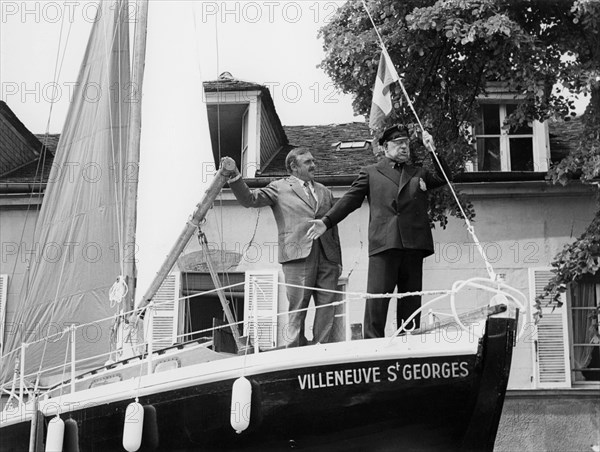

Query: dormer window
[203,74,288,178]
[471,99,549,173]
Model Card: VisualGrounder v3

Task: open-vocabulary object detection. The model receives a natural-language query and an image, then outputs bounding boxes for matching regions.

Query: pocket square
[419,178,427,191]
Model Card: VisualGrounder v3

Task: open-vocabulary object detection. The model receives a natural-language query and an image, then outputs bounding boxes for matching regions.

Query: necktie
[394,162,403,171]
[304,181,317,210]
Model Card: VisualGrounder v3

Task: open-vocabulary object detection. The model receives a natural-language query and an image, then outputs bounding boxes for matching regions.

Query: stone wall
[495,390,600,451]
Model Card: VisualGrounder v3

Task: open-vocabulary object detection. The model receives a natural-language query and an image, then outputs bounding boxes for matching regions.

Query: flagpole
[361,0,497,281]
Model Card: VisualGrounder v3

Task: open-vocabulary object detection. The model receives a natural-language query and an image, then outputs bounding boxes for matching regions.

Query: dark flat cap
[378,125,409,145]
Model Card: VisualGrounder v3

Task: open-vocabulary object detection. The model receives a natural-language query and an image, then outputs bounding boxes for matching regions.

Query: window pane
[509,138,534,171]
[476,137,501,171]
[506,104,533,135]
[479,104,500,135]
[570,282,600,382]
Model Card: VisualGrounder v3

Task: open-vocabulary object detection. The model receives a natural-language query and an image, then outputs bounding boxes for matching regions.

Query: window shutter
[529,268,571,388]
[244,270,278,349]
[148,272,180,349]
[0,274,8,355]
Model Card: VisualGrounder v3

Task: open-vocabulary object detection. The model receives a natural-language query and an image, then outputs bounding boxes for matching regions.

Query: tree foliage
[319,0,600,304]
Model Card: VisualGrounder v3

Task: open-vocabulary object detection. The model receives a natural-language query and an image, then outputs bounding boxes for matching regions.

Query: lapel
[376,158,400,186]
[288,177,314,209]
[398,164,416,194]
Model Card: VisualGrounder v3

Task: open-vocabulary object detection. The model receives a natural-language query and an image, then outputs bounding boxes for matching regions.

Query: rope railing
[0,281,247,405]
[0,282,246,359]
[276,280,456,300]
[2,276,526,407]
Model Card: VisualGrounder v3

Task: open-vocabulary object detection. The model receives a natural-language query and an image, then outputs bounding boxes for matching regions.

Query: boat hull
[0,317,515,451]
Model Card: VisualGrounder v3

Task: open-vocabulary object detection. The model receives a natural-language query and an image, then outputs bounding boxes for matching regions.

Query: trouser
[364,249,424,339]
[281,241,341,347]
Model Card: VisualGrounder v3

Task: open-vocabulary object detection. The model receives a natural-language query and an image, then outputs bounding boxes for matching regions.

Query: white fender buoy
[230,377,252,433]
[45,415,65,452]
[122,401,144,452]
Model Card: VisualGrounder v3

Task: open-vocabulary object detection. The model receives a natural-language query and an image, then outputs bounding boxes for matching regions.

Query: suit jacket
[324,156,451,258]
[230,177,342,264]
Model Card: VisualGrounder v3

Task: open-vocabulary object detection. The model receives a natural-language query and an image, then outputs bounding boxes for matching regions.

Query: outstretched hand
[307,219,327,240]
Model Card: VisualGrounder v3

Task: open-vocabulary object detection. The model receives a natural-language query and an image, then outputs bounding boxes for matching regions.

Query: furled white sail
[1,1,131,385]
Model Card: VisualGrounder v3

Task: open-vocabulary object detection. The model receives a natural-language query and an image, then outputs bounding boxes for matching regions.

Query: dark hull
[1,317,515,451]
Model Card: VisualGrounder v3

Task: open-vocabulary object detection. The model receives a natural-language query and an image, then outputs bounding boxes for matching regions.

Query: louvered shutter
[0,274,7,355]
[244,270,278,349]
[529,268,571,388]
[149,272,180,349]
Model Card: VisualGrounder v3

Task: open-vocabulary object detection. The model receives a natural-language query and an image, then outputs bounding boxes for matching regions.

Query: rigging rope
[360,0,496,281]
[196,227,242,346]
[192,3,240,312]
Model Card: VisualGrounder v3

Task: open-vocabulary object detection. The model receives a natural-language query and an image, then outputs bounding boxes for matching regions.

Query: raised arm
[223,159,277,208]
[421,131,453,189]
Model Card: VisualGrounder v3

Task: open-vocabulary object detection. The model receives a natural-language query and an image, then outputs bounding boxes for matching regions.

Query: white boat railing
[1,276,526,411]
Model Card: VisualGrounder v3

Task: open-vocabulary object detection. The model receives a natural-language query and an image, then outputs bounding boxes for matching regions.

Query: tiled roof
[0,101,43,157]
[260,118,584,178]
[0,101,44,178]
[0,134,59,184]
[0,152,54,184]
[261,122,376,177]
[204,78,267,93]
[36,134,60,153]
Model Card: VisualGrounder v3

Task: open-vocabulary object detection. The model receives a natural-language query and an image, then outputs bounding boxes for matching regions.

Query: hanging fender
[64,418,79,452]
[230,377,252,433]
[142,404,159,449]
[123,401,144,452]
[45,415,64,452]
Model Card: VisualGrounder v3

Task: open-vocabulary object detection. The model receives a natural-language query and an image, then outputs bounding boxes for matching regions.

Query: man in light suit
[307,125,451,338]
[227,147,342,347]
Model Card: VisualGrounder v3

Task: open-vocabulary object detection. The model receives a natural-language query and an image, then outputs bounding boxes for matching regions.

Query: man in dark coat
[307,125,451,338]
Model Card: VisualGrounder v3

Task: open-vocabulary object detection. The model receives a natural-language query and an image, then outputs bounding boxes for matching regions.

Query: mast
[123,0,150,311]
[136,157,242,345]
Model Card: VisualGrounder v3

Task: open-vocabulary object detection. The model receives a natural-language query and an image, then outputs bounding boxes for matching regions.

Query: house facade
[1,71,598,449]
[196,76,600,450]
